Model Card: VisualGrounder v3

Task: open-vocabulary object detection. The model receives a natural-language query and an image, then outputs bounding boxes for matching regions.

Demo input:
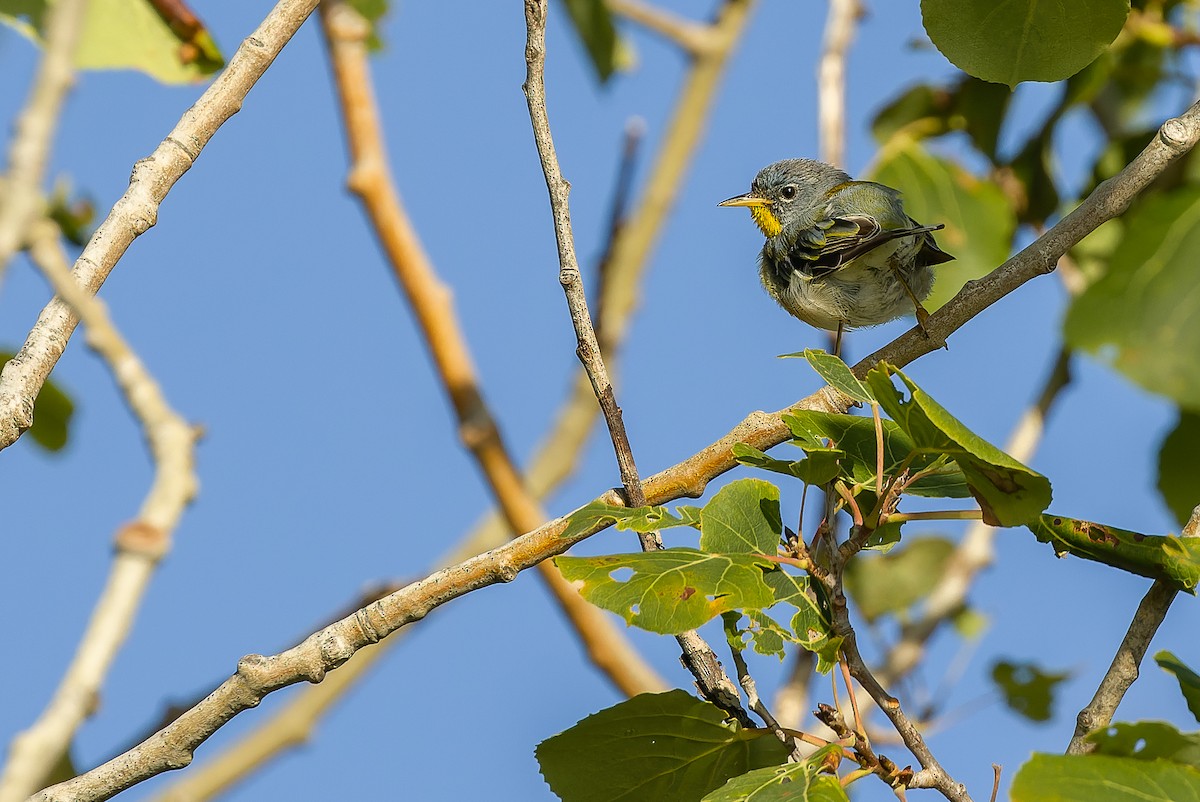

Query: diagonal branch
[1066,504,1200,754]
[0,0,321,452]
[0,220,198,802]
[32,93,1200,802]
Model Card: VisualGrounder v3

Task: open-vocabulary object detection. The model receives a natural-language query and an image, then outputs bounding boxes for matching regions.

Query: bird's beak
[718,193,770,208]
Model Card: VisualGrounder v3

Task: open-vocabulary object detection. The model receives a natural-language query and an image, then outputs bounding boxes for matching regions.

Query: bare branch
[33,92,1200,802]
[1066,504,1200,754]
[0,220,197,802]
[0,0,85,281]
[0,0,321,451]
[523,0,751,723]
[318,0,663,699]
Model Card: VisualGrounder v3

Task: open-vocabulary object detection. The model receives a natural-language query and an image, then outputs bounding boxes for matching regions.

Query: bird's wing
[786,214,947,278]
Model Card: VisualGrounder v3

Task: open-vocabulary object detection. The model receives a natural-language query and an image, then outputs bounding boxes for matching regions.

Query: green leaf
[764,571,840,673]
[537,690,791,802]
[559,501,686,540]
[1,351,75,453]
[1156,651,1200,723]
[1011,753,1200,801]
[1,0,225,84]
[1065,187,1200,409]
[866,365,1052,526]
[869,141,1015,313]
[699,479,783,555]
[1088,721,1200,768]
[702,747,850,802]
[1027,514,1200,590]
[1158,411,1200,529]
[47,180,96,248]
[920,0,1129,87]
[784,410,969,499]
[870,77,1011,160]
[732,443,843,486]
[992,660,1071,723]
[796,350,872,402]
[843,536,955,623]
[555,549,776,634]
[557,0,630,83]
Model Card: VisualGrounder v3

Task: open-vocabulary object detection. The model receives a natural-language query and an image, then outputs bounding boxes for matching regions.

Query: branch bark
[0,0,321,451]
[1066,504,1200,754]
[522,0,750,723]
[29,53,1200,802]
[0,220,197,802]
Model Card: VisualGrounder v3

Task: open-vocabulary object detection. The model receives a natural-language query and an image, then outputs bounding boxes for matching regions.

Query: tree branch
[523,0,751,723]
[0,0,321,451]
[0,220,197,802]
[318,0,663,699]
[0,0,85,282]
[1066,504,1200,754]
[31,87,1200,802]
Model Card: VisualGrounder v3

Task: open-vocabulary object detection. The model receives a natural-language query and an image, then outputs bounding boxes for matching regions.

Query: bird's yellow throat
[749,205,782,238]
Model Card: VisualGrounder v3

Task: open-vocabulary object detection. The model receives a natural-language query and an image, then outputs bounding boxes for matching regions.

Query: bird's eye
[780,185,798,201]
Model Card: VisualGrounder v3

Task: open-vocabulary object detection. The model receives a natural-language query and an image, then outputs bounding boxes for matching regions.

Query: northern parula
[719,159,953,345]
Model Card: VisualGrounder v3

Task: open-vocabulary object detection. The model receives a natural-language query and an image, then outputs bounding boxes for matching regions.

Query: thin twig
[0,0,322,451]
[0,220,197,802]
[319,0,663,699]
[523,0,751,723]
[1066,505,1200,753]
[0,0,86,283]
[727,640,798,756]
[34,96,1200,802]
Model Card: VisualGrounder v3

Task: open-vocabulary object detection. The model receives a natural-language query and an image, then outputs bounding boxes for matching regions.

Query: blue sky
[1,2,1196,800]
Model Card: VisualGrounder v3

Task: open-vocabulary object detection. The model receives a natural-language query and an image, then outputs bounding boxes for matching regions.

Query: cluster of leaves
[539,353,1200,799]
[867,0,1200,531]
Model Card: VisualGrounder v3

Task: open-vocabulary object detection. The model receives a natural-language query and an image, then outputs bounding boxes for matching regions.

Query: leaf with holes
[559,501,687,540]
[555,549,775,634]
[1088,721,1200,768]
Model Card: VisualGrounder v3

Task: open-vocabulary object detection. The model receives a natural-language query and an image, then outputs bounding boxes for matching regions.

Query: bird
[719,158,953,353]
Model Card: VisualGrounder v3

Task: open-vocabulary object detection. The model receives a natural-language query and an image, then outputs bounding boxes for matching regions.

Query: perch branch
[31,83,1200,802]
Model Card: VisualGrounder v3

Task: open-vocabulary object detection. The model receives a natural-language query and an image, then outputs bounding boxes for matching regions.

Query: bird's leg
[890,266,933,338]
[833,321,845,357]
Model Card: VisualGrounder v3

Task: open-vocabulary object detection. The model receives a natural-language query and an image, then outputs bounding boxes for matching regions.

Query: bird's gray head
[719,158,850,239]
